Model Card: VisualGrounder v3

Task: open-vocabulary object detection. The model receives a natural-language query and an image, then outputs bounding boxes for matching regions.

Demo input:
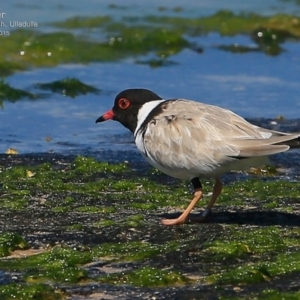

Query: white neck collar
[134,99,166,136]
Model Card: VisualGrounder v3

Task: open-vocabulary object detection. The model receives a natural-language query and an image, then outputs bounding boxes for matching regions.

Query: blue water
[2,0,300,23]
[1,1,300,154]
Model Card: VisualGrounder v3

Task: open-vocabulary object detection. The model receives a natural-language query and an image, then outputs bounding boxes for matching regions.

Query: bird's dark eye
[118,98,131,110]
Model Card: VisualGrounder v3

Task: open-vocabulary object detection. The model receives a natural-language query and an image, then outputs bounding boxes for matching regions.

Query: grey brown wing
[142,100,295,172]
[142,104,240,173]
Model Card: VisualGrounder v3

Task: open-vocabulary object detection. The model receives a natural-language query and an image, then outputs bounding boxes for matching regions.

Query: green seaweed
[107,26,190,57]
[126,214,145,227]
[0,283,64,300]
[0,196,28,211]
[73,156,129,174]
[203,226,296,262]
[0,11,300,75]
[0,30,121,70]
[0,233,30,257]
[35,77,100,98]
[91,240,179,262]
[0,61,26,77]
[93,219,116,227]
[261,289,300,300]
[53,15,112,29]
[209,251,300,284]
[0,79,36,106]
[0,27,188,76]
[98,266,192,287]
[0,246,90,283]
[144,11,300,37]
[75,205,116,213]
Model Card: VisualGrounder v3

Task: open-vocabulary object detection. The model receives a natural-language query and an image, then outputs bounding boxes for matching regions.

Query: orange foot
[161,189,203,226]
[161,217,187,226]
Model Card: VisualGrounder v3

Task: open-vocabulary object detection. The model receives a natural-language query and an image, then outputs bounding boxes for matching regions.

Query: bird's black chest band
[191,177,202,190]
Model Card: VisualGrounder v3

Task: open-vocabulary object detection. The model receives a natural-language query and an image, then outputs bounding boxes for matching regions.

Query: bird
[96,88,300,226]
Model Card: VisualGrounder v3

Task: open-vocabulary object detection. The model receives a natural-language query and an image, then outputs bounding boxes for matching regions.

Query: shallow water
[2,0,300,23]
[1,0,300,154]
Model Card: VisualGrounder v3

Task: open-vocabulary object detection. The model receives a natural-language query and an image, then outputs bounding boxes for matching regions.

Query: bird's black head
[95,88,162,133]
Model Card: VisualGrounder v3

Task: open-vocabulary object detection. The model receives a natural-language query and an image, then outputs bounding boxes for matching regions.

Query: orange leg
[161,189,203,226]
[206,177,223,210]
[189,177,223,223]
[161,177,223,226]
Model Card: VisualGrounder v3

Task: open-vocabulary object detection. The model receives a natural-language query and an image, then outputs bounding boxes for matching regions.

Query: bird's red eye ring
[118,98,131,110]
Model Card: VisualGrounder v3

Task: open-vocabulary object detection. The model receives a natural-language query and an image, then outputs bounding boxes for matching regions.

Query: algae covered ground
[0,151,299,300]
